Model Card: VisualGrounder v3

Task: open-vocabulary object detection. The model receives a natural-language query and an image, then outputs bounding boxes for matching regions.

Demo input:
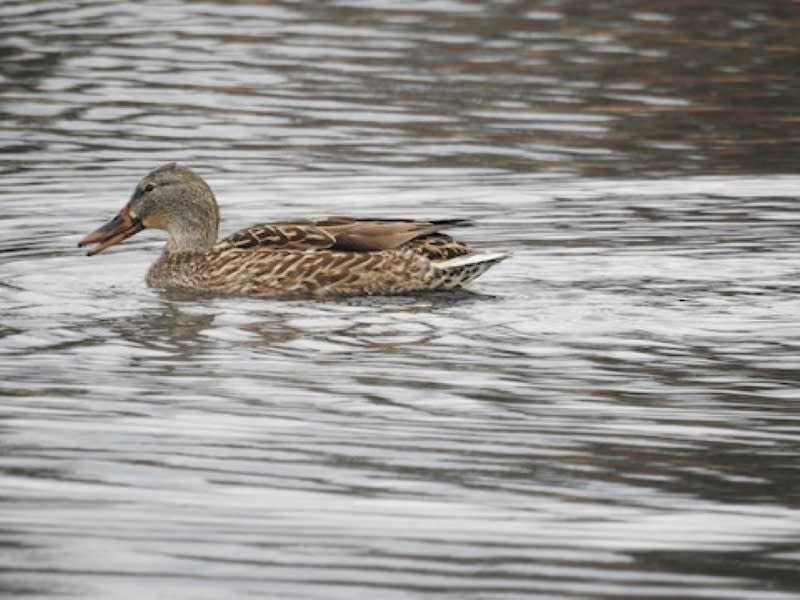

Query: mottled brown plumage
[79,163,508,299]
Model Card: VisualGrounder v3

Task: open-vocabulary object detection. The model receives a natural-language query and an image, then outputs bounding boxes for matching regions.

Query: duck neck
[163,207,219,253]
[165,227,217,254]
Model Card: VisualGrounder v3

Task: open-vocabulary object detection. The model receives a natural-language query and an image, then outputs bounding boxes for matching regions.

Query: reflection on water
[2,0,799,178]
[2,1,800,598]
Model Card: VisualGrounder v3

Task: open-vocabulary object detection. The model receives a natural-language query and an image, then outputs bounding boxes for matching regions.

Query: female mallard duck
[79,163,508,298]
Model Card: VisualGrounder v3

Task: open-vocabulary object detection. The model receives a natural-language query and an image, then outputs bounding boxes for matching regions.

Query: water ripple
[2,0,800,597]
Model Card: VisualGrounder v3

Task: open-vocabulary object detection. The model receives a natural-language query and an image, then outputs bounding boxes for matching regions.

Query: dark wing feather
[217,223,337,251]
[400,234,474,260]
[216,217,473,253]
[315,217,473,251]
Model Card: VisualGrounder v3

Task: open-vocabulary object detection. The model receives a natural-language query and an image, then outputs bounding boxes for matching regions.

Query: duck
[78,163,508,299]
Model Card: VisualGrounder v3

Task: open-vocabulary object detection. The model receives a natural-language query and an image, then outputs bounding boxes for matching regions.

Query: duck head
[79,163,220,255]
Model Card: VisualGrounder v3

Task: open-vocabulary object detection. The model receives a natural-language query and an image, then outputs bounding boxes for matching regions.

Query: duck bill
[78,209,144,256]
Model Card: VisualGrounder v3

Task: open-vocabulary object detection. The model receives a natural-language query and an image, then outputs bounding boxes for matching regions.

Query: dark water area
[1,1,800,598]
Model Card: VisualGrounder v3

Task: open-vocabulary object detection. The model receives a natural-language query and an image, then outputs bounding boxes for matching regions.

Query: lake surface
[2,1,800,598]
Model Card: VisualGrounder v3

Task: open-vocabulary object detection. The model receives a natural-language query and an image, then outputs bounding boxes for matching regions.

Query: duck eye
[144,183,155,192]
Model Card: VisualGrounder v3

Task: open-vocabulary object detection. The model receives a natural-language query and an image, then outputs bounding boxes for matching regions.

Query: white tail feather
[433,252,509,270]
[431,252,509,289]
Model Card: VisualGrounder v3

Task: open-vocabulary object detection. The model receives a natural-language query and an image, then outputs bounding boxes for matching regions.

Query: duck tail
[430,251,509,289]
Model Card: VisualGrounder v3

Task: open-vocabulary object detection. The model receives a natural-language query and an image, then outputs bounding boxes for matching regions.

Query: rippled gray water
[2,1,800,598]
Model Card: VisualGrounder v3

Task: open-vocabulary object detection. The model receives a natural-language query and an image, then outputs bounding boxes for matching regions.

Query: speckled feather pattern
[144,217,502,298]
[147,232,492,299]
[82,164,507,299]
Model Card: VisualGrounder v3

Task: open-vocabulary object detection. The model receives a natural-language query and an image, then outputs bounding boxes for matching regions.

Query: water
[2,1,800,598]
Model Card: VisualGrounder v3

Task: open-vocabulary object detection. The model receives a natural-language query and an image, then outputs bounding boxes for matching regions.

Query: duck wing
[313,217,472,251]
[217,222,337,251]
[217,218,473,253]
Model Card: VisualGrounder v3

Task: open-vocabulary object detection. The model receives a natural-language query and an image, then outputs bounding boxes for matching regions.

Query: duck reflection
[105,296,214,351]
